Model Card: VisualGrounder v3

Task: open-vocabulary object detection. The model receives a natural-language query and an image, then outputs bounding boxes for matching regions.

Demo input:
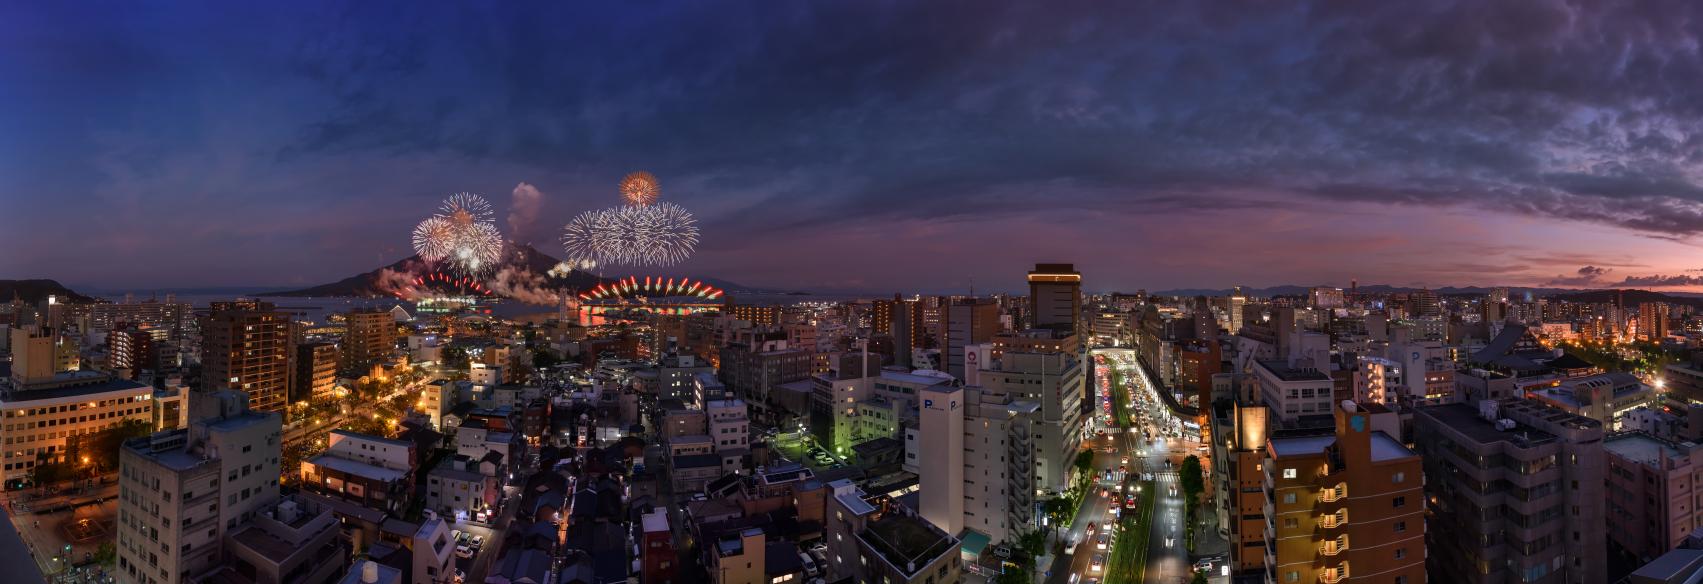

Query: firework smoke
[508,182,544,243]
[489,266,563,306]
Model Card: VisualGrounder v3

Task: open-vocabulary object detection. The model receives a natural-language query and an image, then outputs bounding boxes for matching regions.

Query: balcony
[1319,536,1347,557]
[1319,563,1349,584]
[1318,483,1346,503]
[1318,510,1347,530]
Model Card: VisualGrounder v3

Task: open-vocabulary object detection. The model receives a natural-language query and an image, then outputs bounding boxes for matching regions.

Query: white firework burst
[561,203,698,267]
[438,192,495,225]
[447,221,504,276]
[412,216,456,262]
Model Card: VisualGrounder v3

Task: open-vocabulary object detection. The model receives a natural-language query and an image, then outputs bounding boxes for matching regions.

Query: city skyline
[8,2,1703,292]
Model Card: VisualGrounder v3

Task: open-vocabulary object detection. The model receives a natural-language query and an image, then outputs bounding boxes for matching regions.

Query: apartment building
[1413,399,1606,584]
[1604,432,1703,562]
[1263,401,1424,584]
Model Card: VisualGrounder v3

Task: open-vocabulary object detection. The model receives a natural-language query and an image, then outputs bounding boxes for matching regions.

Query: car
[1099,488,1109,498]
[1091,554,1105,572]
[1169,486,1178,497]
[451,529,463,544]
[1193,559,1214,572]
[1085,522,1097,535]
[455,544,473,559]
[454,569,466,583]
[1107,506,1120,517]
[1096,534,1109,550]
[470,534,485,550]
[1120,457,1129,465]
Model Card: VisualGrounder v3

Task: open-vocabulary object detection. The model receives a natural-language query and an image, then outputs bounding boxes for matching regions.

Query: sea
[97,291,874,325]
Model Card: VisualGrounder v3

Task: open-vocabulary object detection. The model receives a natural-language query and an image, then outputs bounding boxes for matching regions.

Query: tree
[28,455,68,493]
[90,419,154,472]
[441,346,470,370]
[93,542,116,566]
[532,347,560,371]
[1180,455,1205,501]
[1074,448,1095,475]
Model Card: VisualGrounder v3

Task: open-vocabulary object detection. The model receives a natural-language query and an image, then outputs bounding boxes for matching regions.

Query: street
[1041,349,1219,584]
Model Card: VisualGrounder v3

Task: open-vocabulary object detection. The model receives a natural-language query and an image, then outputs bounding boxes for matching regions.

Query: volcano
[268,243,609,299]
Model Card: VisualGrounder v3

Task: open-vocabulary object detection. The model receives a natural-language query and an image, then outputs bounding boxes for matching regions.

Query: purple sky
[5,1,1703,294]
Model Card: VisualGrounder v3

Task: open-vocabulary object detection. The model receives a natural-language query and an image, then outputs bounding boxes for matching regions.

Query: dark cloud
[1546,266,1611,287]
[9,1,1703,288]
[1620,274,1703,287]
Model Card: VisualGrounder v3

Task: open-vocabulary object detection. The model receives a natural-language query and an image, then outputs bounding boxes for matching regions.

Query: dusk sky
[6,1,1703,294]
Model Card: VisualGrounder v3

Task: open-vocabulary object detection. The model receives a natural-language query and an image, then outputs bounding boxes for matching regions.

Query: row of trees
[27,418,153,493]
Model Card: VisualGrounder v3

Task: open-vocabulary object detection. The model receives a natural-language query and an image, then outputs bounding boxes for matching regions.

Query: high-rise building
[916,384,965,536]
[201,300,295,415]
[117,390,283,584]
[1604,432,1703,562]
[1641,302,1671,340]
[1264,401,1425,584]
[341,309,395,375]
[943,299,998,380]
[1409,288,1441,318]
[293,342,338,403]
[1208,402,1271,578]
[1308,286,1345,309]
[1027,263,1082,337]
[1229,287,1247,335]
[1413,399,1605,584]
[977,334,1084,493]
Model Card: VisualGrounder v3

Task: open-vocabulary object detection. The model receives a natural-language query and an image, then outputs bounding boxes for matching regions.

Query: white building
[116,390,282,584]
[706,398,749,453]
[977,349,1083,492]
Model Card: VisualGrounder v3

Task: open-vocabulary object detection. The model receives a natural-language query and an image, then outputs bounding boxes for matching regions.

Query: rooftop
[1369,432,1416,462]
[1,374,151,404]
[1255,359,1331,382]
[1605,432,1690,468]
[1417,402,1560,449]
[330,429,412,448]
[860,514,957,575]
[1268,435,1335,458]
[306,453,408,482]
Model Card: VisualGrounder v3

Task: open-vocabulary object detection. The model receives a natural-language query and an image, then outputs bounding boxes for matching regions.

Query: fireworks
[411,216,456,262]
[619,171,660,207]
[561,203,698,267]
[414,192,504,277]
[440,192,495,225]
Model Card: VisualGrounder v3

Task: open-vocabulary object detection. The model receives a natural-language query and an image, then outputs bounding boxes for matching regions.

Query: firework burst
[413,192,504,277]
[447,221,504,276]
[561,203,697,267]
[619,171,660,206]
[440,192,495,225]
[412,216,456,262]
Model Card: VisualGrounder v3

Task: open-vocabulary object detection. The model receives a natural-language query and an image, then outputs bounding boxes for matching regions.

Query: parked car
[455,544,473,559]
[470,534,485,551]
[1091,554,1105,572]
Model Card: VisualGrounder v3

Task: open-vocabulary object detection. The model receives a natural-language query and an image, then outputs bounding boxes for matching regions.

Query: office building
[90,297,193,339]
[201,301,295,415]
[1028,263,1082,337]
[717,339,812,426]
[1642,302,1671,340]
[1413,399,1605,584]
[293,342,338,403]
[1264,401,1424,584]
[341,309,396,375]
[116,390,283,584]
[944,299,998,381]
[1529,371,1652,429]
[1252,358,1335,425]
